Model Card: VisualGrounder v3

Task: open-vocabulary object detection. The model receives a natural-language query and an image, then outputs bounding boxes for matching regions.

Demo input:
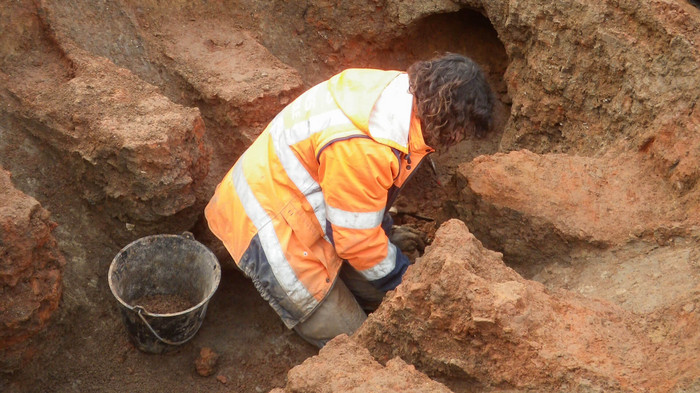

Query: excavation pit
[1,1,699,392]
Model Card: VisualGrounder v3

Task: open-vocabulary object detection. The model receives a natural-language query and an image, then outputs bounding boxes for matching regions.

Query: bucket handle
[134,306,196,346]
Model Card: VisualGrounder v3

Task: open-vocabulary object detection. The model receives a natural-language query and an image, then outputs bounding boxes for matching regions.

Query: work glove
[389,225,427,257]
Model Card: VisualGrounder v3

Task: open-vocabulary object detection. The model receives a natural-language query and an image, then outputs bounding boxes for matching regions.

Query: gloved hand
[389,225,428,256]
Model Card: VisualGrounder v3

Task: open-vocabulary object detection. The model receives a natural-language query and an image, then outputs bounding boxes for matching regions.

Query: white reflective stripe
[368,74,412,147]
[290,82,327,120]
[284,108,352,145]
[269,116,328,239]
[232,158,318,310]
[269,106,354,241]
[269,115,318,193]
[306,187,327,237]
[326,204,384,230]
[358,243,397,281]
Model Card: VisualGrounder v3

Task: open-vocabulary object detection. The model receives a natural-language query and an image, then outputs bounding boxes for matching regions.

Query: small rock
[195,347,219,377]
[216,374,228,384]
[682,303,695,313]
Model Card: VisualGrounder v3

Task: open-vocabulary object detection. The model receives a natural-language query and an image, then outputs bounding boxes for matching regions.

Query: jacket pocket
[279,198,324,250]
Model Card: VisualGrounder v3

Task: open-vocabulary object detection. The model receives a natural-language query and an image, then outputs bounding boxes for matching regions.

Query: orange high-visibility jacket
[205,69,434,328]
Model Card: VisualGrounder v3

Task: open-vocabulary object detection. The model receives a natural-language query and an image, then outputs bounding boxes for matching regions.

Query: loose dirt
[132,294,196,315]
[1,1,699,392]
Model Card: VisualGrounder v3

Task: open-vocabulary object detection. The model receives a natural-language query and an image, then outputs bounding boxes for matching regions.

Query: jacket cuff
[369,246,410,292]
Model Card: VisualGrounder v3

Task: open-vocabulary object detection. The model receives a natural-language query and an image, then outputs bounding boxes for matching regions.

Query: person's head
[407,53,495,148]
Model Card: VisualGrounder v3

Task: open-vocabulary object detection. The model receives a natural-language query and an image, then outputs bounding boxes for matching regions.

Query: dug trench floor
[2,128,698,392]
[1,161,317,392]
[3,154,697,393]
[3,265,318,393]
[2,1,699,391]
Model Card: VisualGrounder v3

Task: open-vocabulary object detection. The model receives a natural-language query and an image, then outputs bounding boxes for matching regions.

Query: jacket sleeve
[318,137,410,291]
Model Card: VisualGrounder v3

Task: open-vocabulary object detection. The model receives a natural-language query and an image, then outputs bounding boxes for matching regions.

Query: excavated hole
[389,8,512,261]
[0,5,517,392]
[387,10,699,323]
[8,3,698,393]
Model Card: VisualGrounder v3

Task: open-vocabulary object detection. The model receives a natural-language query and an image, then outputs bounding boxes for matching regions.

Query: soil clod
[195,347,219,377]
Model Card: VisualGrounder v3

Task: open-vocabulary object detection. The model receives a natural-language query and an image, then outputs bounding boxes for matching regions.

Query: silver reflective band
[270,109,352,242]
[326,204,384,230]
[270,115,319,198]
[358,242,397,281]
[283,108,351,146]
[232,157,318,312]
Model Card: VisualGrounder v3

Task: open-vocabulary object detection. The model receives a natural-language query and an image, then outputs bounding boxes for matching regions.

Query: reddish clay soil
[132,294,196,315]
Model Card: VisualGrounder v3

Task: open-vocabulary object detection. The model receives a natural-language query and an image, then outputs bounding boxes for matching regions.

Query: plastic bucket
[108,232,221,354]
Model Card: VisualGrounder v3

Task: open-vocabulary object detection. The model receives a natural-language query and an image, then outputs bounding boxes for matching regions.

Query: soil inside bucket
[132,293,196,314]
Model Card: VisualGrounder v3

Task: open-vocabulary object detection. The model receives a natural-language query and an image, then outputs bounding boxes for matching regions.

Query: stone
[0,168,65,372]
[457,150,690,264]
[355,219,694,392]
[276,334,453,393]
[195,347,219,377]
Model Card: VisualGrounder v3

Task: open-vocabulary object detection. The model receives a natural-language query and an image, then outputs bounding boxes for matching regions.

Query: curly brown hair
[408,53,495,147]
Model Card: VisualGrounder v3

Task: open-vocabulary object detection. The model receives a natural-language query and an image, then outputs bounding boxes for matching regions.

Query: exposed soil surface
[1,1,699,392]
[3,268,317,393]
[132,294,196,315]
